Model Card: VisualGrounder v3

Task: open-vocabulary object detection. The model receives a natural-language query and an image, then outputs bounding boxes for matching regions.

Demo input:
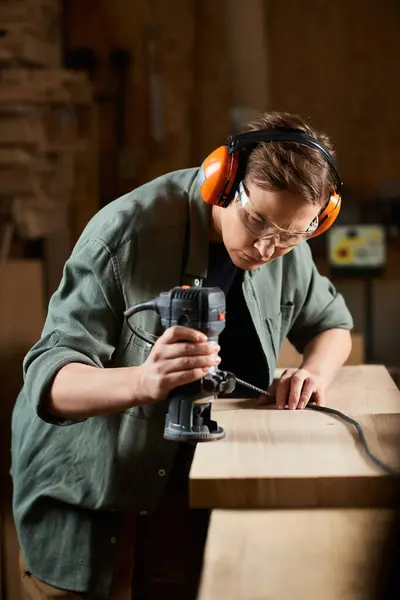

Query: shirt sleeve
[22,237,124,425]
[287,243,354,354]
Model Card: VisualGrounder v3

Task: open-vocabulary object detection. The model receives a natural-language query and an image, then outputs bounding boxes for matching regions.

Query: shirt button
[146,342,152,348]
[140,510,148,516]
[158,469,166,477]
[110,536,117,544]
[193,278,201,287]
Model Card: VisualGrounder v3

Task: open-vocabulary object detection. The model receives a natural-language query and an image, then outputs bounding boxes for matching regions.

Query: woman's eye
[248,214,264,227]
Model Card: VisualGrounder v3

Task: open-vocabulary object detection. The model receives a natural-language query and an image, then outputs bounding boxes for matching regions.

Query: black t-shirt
[203,243,269,396]
[162,243,269,498]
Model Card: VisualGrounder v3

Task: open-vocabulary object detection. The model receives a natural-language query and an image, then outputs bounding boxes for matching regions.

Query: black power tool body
[124,286,237,442]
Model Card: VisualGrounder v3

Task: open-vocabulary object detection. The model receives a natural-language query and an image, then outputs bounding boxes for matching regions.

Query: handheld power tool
[124,286,237,442]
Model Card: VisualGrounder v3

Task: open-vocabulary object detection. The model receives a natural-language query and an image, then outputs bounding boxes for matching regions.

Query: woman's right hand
[136,326,221,404]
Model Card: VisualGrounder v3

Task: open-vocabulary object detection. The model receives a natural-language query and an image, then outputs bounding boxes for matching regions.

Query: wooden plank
[0,69,92,105]
[266,0,400,201]
[192,0,230,163]
[1,500,22,600]
[189,366,400,509]
[0,260,45,488]
[278,331,365,368]
[0,260,45,360]
[70,108,100,243]
[197,508,395,600]
[44,228,72,300]
[225,0,268,130]
[0,505,3,600]
[139,0,196,181]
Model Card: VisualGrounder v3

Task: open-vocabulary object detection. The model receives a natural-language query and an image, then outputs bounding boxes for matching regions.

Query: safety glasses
[234,181,319,249]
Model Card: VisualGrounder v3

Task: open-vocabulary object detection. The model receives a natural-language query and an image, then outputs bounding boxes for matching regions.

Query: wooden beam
[192,0,231,162]
[265,0,400,201]
[198,508,395,600]
[190,365,400,509]
[224,0,268,131]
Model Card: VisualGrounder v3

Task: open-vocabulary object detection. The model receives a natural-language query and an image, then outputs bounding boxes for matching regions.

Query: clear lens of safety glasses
[235,182,318,248]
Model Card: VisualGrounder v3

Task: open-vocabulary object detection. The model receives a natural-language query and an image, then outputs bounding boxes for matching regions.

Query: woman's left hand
[261,368,327,410]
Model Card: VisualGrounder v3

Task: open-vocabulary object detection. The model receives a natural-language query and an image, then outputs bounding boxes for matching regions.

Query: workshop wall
[64,0,400,206]
[2,0,400,383]
[265,0,400,203]
[64,0,231,208]
[263,0,400,374]
[2,0,399,390]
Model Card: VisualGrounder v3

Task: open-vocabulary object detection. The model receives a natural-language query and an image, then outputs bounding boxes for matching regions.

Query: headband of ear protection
[199,127,343,238]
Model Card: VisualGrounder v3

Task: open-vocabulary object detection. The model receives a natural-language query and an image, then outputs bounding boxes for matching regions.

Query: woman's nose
[254,236,277,259]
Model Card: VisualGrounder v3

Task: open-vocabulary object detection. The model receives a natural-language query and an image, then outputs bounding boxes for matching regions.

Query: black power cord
[235,377,400,479]
[122,309,400,479]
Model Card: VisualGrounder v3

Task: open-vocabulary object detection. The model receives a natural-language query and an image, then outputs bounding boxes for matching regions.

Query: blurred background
[1,0,400,596]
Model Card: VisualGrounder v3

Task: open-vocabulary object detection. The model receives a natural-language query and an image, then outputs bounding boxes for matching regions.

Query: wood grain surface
[189,366,400,509]
[197,508,395,600]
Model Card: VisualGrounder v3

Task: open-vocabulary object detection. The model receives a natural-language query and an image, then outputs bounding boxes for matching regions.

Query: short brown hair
[243,111,337,206]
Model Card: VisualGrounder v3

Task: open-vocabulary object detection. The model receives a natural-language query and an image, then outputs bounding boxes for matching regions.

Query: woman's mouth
[242,253,263,264]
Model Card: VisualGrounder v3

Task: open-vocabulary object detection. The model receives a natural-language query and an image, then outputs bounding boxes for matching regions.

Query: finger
[257,393,275,406]
[162,342,220,360]
[166,367,210,389]
[312,389,326,407]
[275,375,292,410]
[268,369,295,398]
[161,326,207,344]
[162,353,221,374]
[267,379,279,396]
[297,379,316,409]
[288,373,307,410]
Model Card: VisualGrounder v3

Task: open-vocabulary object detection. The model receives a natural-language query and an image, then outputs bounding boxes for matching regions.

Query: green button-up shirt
[10,168,353,598]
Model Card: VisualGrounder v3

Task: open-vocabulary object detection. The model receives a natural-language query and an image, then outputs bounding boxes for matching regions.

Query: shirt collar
[181,171,212,286]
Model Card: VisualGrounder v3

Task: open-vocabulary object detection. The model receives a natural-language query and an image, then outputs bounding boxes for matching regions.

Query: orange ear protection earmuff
[198,127,343,238]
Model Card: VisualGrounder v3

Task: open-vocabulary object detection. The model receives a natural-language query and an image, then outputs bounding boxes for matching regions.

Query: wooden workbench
[193,365,400,600]
[197,508,397,600]
[190,365,400,509]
